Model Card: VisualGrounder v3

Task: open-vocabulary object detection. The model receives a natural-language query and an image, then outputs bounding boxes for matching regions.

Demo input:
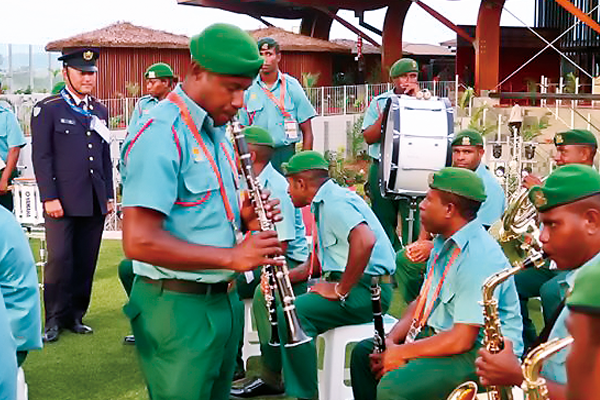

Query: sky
[0,0,536,46]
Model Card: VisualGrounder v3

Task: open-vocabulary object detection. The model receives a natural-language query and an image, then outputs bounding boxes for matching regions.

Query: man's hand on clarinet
[230,231,283,272]
[240,189,282,231]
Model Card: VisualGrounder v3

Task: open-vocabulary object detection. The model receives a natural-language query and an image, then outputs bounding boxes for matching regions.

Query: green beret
[567,260,600,312]
[528,164,600,212]
[452,129,484,147]
[282,151,329,176]
[243,126,274,147]
[554,129,598,147]
[390,58,418,78]
[190,23,263,79]
[145,62,174,79]
[257,37,280,53]
[429,167,487,203]
[51,81,65,94]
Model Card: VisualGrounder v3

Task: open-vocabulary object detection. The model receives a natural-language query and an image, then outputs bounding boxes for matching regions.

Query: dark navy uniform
[31,72,112,334]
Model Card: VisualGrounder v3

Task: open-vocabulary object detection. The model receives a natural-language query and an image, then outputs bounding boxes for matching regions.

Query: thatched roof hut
[46,22,189,51]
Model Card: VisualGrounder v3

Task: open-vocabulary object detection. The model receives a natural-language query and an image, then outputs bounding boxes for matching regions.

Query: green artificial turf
[21,238,542,400]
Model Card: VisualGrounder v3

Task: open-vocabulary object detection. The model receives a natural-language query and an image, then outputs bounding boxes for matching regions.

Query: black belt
[141,276,232,295]
[322,272,392,284]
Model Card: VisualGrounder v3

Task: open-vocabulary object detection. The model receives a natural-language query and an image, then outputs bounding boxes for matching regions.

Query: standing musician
[118,62,176,346]
[232,151,396,400]
[476,164,600,399]
[0,206,43,367]
[239,37,316,173]
[518,129,597,349]
[232,125,309,381]
[362,57,423,251]
[120,24,283,400]
[395,129,506,305]
[566,248,600,399]
[128,62,176,129]
[0,83,26,211]
[31,48,114,343]
[350,167,522,400]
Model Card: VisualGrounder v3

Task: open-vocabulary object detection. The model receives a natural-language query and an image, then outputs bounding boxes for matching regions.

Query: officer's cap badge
[83,51,94,61]
[462,136,471,146]
[532,190,547,208]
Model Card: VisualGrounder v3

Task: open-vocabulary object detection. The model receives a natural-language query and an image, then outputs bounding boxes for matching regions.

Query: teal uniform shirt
[475,163,506,226]
[0,292,17,400]
[538,251,600,385]
[128,95,159,131]
[425,220,524,357]
[362,89,396,160]
[0,207,42,352]
[311,179,396,276]
[0,104,26,163]
[121,84,241,283]
[239,72,316,147]
[258,162,308,263]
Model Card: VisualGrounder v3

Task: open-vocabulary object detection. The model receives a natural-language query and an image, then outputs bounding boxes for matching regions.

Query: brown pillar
[300,10,334,40]
[381,2,411,81]
[475,0,506,92]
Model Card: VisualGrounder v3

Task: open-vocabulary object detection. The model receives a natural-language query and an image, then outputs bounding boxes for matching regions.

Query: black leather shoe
[68,321,93,334]
[123,335,135,345]
[230,377,284,398]
[43,326,61,343]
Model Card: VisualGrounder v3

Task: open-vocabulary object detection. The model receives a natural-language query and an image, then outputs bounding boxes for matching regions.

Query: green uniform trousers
[124,277,243,400]
[235,258,304,376]
[256,273,392,399]
[367,161,421,251]
[271,144,296,175]
[514,267,568,349]
[118,259,135,297]
[394,249,426,305]
[350,328,480,400]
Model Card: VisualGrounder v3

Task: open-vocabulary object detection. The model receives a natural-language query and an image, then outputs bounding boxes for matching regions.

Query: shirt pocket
[321,230,338,249]
[245,96,264,115]
[177,161,220,207]
[55,123,76,136]
[440,284,455,304]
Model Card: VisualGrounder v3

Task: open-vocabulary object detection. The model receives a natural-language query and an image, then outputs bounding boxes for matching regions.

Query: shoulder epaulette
[38,94,62,106]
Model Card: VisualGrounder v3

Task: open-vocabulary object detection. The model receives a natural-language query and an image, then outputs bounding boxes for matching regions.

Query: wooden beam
[315,7,381,47]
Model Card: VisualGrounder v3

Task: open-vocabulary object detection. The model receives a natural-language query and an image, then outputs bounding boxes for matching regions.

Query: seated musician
[0,292,17,400]
[517,129,597,349]
[350,167,522,400]
[0,205,43,367]
[396,129,506,304]
[233,126,309,381]
[362,57,423,251]
[232,151,396,400]
[476,164,600,399]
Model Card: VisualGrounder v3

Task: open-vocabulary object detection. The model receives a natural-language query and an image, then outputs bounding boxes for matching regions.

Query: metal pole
[343,85,347,115]
[28,45,33,92]
[455,74,459,107]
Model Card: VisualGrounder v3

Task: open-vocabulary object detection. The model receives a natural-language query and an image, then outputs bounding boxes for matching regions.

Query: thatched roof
[250,27,350,54]
[45,22,190,51]
[332,39,381,55]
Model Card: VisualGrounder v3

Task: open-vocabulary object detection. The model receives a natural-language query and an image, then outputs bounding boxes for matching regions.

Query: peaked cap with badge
[528,164,600,212]
[58,48,99,72]
[451,129,484,147]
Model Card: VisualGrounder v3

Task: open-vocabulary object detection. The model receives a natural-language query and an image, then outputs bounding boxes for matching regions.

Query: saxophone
[447,251,546,400]
[229,118,311,347]
[521,336,574,400]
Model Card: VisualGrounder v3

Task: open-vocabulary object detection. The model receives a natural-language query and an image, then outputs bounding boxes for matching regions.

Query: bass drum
[379,94,454,199]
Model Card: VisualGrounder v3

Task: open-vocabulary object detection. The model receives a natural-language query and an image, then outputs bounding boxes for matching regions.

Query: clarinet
[371,277,386,353]
[229,118,311,348]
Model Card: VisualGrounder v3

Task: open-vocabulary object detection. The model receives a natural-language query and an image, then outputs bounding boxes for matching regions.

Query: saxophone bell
[446,381,478,400]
